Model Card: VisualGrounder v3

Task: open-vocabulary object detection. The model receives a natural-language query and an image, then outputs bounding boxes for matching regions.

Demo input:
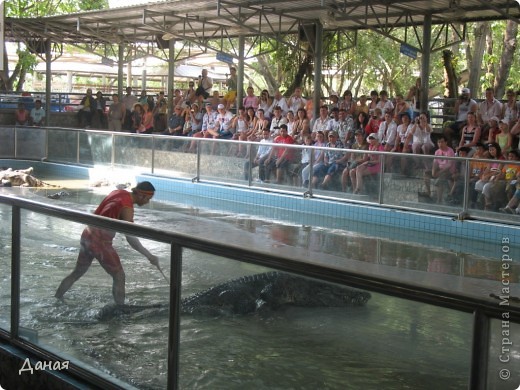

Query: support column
[312,22,323,121]
[237,35,245,109]
[420,13,432,115]
[118,44,124,97]
[45,39,51,126]
[168,39,175,113]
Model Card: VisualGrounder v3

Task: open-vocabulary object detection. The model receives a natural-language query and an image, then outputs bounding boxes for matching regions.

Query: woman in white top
[405,112,434,169]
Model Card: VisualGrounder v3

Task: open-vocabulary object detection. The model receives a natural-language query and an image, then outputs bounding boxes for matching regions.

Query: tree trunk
[494,20,518,98]
[468,22,490,97]
[443,50,458,98]
[285,52,313,96]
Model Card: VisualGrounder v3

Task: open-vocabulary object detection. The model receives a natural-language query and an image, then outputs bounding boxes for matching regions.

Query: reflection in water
[0,191,518,389]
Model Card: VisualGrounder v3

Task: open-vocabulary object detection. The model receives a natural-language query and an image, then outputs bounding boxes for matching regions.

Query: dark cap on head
[132,181,156,195]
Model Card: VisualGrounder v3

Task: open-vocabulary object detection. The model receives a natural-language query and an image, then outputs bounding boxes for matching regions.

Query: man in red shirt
[265,124,295,183]
[55,181,159,305]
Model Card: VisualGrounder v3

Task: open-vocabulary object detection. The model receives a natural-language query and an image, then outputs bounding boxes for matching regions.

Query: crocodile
[97,272,370,320]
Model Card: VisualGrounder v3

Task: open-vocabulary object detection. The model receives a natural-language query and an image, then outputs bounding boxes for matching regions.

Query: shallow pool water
[1,185,519,389]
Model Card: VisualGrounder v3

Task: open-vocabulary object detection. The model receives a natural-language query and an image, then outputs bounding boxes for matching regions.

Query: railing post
[469,309,489,390]
[306,147,314,196]
[247,142,253,186]
[378,154,385,204]
[462,159,471,213]
[167,243,183,390]
[11,206,21,339]
[111,133,115,168]
[76,131,80,164]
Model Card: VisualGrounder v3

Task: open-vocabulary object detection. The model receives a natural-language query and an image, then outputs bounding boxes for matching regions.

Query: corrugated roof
[4,0,520,48]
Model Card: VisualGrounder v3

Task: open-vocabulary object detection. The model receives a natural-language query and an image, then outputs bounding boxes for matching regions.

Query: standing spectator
[131,103,145,133]
[477,87,502,136]
[77,88,96,128]
[287,87,307,114]
[107,94,125,132]
[14,102,30,126]
[29,99,45,126]
[122,87,138,131]
[269,90,289,115]
[195,69,213,101]
[406,77,422,120]
[223,66,237,110]
[443,87,478,147]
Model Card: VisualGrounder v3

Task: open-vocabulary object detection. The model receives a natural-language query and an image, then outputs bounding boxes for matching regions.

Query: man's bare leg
[55,263,89,299]
[112,270,126,305]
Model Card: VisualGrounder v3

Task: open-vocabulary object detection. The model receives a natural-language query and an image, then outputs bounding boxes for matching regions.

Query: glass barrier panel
[152,136,197,179]
[78,132,113,166]
[113,133,153,169]
[179,252,472,388]
[198,138,247,185]
[47,129,78,163]
[0,203,11,332]
[488,319,520,389]
[0,127,15,158]
[15,127,46,160]
[468,159,520,218]
[18,209,170,389]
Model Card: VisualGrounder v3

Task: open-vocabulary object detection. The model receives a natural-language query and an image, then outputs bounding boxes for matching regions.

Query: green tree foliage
[1,0,108,91]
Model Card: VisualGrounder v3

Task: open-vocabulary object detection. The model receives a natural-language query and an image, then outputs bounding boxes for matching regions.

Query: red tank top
[90,190,134,241]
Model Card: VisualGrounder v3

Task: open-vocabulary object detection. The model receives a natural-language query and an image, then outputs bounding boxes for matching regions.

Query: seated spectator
[376,90,394,116]
[243,86,259,110]
[378,112,398,152]
[365,108,382,136]
[162,105,185,136]
[209,90,222,111]
[259,90,273,119]
[269,90,289,116]
[184,81,197,106]
[131,103,145,133]
[486,116,500,144]
[500,167,520,214]
[301,131,326,187]
[270,106,288,136]
[285,110,297,140]
[419,136,456,203]
[77,88,95,128]
[207,104,234,139]
[141,103,154,134]
[405,112,434,169]
[312,105,331,139]
[15,102,30,126]
[481,149,519,211]
[172,89,183,110]
[445,146,471,205]
[457,111,481,155]
[183,103,203,137]
[247,108,269,142]
[287,87,307,114]
[29,99,45,126]
[244,128,272,182]
[353,111,369,136]
[335,108,355,148]
[341,130,369,191]
[312,131,346,190]
[264,124,296,184]
[292,135,313,187]
[350,133,384,194]
[494,118,513,154]
[153,92,168,131]
[356,94,369,115]
[468,143,489,207]
[368,90,379,116]
[340,90,356,116]
[502,89,519,131]
[394,94,413,123]
[292,108,310,141]
[396,112,414,175]
[94,91,107,129]
[230,106,249,157]
[188,103,216,152]
[473,142,504,209]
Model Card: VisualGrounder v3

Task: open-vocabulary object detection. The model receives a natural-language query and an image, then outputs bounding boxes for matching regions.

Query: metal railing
[0,194,519,389]
[1,125,519,226]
